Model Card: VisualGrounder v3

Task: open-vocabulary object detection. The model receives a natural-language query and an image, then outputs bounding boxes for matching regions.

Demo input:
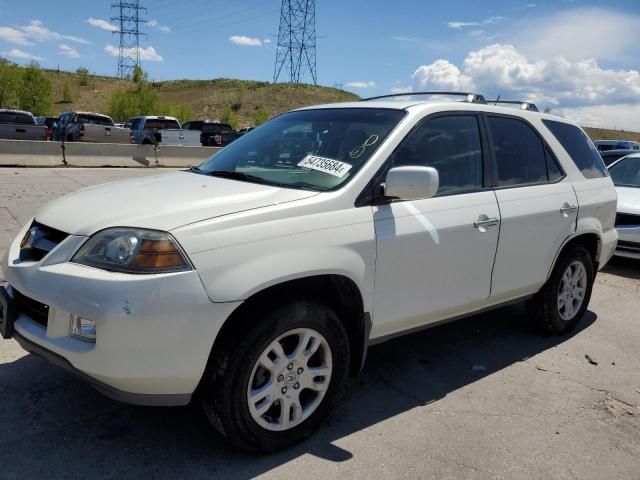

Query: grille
[13,289,49,327]
[19,221,68,262]
[615,213,640,227]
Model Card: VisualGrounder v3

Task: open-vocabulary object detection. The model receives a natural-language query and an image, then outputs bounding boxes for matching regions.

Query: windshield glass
[195,108,405,191]
[76,115,114,126]
[609,155,640,187]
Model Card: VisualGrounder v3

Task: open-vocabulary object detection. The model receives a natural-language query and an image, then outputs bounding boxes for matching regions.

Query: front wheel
[527,245,595,334]
[201,300,350,452]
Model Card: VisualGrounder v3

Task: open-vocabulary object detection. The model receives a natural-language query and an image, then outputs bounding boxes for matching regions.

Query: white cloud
[527,3,537,7]
[104,44,164,62]
[263,38,272,44]
[86,17,119,32]
[346,81,377,89]
[392,35,414,42]
[229,35,263,46]
[412,59,474,91]
[408,43,640,130]
[58,43,80,58]
[520,9,640,61]
[0,26,33,45]
[448,16,506,29]
[2,48,43,61]
[148,19,171,33]
[20,20,89,44]
[558,104,640,132]
[391,86,412,94]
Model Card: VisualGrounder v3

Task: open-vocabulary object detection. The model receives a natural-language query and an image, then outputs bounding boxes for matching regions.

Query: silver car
[608,153,640,259]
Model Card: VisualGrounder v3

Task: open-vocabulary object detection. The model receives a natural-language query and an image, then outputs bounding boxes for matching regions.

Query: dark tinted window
[144,119,180,130]
[608,156,640,188]
[391,115,483,196]
[0,112,35,125]
[545,147,564,182]
[75,114,114,126]
[202,123,233,133]
[543,120,607,179]
[488,116,547,186]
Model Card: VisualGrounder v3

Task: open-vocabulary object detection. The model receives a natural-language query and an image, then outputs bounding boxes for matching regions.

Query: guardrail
[0,139,221,167]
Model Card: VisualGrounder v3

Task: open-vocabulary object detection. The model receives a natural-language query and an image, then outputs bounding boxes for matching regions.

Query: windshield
[0,112,34,125]
[76,115,114,126]
[144,119,180,130]
[609,155,640,187]
[195,108,405,191]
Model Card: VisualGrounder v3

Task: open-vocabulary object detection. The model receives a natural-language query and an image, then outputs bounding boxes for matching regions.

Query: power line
[273,0,317,85]
[111,0,147,78]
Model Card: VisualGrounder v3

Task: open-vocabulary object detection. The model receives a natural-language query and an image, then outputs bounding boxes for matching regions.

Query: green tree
[253,106,269,126]
[221,107,240,130]
[62,81,73,103]
[0,59,20,108]
[18,63,52,115]
[76,67,89,86]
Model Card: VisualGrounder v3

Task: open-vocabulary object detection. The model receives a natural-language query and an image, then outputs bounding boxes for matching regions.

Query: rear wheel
[528,245,595,334]
[201,300,350,452]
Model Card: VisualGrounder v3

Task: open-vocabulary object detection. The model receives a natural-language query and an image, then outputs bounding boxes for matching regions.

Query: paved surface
[0,167,639,480]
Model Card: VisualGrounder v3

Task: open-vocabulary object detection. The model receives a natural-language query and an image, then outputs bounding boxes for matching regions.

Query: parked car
[0,92,618,452]
[126,116,184,145]
[35,116,59,141]
[594,140,640,152]
[238,126,255,136]
[599,148,638,166]
[54,111,130,144]
[607,153,640,259]
[0,109,46,141]
[183,120,240,147]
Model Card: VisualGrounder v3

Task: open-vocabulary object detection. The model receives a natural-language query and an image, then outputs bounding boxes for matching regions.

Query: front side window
[488,116,548,186]
[543,120,608,179]
[389,115,483,196]
[608,155,640,188]
[195,108,405,191]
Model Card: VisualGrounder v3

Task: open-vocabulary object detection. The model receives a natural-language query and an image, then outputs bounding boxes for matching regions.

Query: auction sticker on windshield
[298,155,353,178]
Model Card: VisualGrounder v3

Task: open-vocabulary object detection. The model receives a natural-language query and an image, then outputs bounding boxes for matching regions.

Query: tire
[201,300,350,452]
[527,244,595,334]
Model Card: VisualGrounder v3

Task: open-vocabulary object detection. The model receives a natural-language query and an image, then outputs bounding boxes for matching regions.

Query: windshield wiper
[206,170,267,183]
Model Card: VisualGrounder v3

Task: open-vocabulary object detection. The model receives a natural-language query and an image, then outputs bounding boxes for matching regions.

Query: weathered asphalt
[0,168,638,479]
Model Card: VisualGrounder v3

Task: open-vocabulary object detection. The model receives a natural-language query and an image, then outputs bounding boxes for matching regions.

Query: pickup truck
[54,111,130,144]
[126,116,187,145]
[0,109,46,141]
[183,120,240,147]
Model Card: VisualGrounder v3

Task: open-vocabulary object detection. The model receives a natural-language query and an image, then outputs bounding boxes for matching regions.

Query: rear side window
[487,116,548,186]
[542,120,608,179]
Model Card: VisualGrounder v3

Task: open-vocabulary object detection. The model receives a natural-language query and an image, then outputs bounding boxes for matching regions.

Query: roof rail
[487,100,539,112]
[360,91,487,104]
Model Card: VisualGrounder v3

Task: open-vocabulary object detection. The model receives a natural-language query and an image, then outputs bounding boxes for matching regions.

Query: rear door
[372,113,501,338]
[486,114,579,301]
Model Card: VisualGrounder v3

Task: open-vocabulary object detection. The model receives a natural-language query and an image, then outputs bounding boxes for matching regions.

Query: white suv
[0,93,618,451]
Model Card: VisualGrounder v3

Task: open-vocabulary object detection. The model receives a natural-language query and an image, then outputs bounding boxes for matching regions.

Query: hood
[35,171,319,236]
[615,186,640,215]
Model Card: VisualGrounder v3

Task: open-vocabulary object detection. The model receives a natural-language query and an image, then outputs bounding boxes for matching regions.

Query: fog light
[70,315,96,342]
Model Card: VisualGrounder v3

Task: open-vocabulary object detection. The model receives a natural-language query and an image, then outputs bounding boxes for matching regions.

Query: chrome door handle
[560,204,578,215]
[474,215,500,229]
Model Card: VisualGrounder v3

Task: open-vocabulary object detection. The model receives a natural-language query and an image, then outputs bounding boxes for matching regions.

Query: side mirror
[383,166,439,200]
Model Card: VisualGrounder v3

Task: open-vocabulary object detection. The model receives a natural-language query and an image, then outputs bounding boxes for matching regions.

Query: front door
[372,114,500,339]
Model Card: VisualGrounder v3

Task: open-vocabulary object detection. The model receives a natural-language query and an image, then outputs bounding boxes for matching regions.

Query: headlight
[71,228,191,274]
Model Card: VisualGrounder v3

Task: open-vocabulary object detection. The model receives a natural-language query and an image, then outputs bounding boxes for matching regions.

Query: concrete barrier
[63,142,156,167]
[156,145,221,167]
[0,139,64,167]
[0,140,221,168]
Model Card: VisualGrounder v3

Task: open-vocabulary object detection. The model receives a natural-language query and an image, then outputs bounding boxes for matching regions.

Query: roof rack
[487,100,539,112]
[360,91,487,104]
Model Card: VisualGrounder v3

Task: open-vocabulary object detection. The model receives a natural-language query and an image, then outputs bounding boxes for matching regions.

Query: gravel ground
[0,168,638,480]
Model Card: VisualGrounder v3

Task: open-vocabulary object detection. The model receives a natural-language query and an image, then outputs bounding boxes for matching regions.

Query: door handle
[560,203,578,216]
[474,215,500,229]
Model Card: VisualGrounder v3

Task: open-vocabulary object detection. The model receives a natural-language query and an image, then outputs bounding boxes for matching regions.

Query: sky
[1,0,640,130]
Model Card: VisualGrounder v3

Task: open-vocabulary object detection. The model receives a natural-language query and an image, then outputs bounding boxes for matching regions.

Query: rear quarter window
[542,120,608,179]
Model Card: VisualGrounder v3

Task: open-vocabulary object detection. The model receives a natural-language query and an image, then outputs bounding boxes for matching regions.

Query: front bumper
[2,221,241,405]
[614,225,640,260]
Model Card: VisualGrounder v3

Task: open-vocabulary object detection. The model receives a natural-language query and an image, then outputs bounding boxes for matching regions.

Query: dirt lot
[0,168,639,480]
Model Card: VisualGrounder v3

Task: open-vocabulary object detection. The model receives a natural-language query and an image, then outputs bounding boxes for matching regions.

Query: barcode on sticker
[298,155,353,178]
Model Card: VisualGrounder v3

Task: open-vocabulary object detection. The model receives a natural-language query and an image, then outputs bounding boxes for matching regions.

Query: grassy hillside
[42,69,357,126]
[42,69,640,139]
